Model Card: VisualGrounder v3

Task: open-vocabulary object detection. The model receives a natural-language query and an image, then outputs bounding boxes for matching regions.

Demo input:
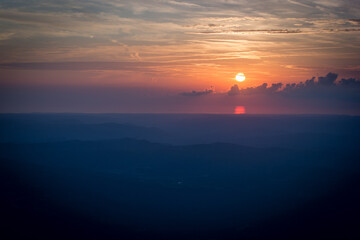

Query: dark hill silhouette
[1,114,359,152]
[0,121,166,143]
[1,114,359,239]
[1,138,359,239]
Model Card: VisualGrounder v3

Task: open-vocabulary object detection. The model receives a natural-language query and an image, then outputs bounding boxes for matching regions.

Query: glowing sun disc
[236,73,246,82]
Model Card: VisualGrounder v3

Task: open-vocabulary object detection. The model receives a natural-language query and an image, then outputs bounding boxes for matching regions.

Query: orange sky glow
[0,0,359,114]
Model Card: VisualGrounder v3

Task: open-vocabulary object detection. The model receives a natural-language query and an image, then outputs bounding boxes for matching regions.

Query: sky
[0,0,360,114]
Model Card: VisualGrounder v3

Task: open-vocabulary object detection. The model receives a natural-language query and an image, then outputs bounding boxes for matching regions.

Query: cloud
[0,62,167,71]
[1,1,360,75]
[339,78,360,87]
[199,29,303,35]
[0,32,14,41]
[268,83,284,92]
[283,77,316,91]
[227,72,360,102]
[228,85,240,96]
[197,27,360,35]
[281,72,360,94]
[318,72,338,86]
[349,19,360,25]
[228,83,282,96]
[180,89,213,96]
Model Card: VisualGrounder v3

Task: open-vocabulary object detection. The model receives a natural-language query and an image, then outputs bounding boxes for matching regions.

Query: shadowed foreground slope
[1,138,359,240]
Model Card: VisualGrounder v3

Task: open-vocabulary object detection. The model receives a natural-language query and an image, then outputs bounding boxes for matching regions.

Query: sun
[235,73,246,82]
